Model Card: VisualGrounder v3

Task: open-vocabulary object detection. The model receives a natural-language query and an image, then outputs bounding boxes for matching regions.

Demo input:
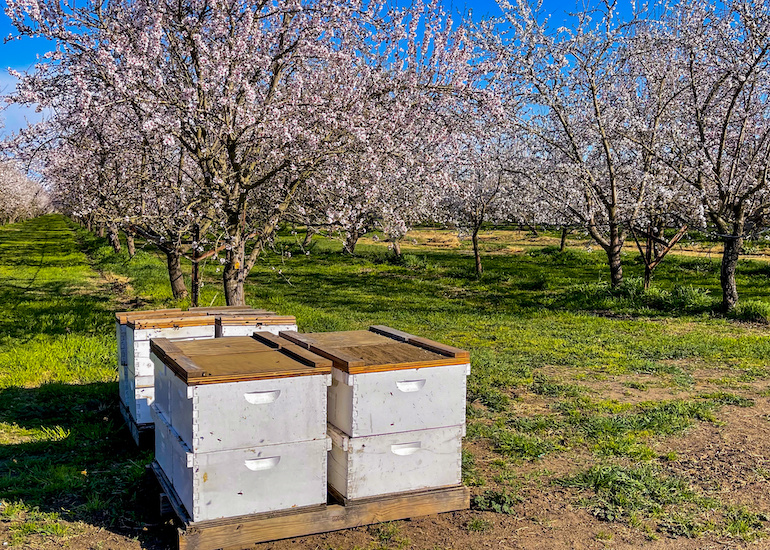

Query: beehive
[274,326,470,501]
[149,336,332,522]
[327,423,465,501]
[116,307,290,441]
[214,314,298,338]
[124,315,216,428]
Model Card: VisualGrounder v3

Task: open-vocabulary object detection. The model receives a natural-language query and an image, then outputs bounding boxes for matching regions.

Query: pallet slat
[182,487,468,550]
[152,461,468,550]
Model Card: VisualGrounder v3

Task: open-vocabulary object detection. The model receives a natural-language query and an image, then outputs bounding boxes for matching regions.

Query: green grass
[0,216,153,545]
[2,216,770,545]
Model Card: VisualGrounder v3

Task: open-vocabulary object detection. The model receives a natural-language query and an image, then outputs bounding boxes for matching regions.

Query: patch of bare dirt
[662,400,770,511]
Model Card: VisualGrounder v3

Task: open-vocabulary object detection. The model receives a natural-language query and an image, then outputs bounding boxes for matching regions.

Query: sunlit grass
[2,215,770,545]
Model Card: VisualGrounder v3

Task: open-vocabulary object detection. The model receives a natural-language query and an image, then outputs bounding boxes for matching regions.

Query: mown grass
[0,216,153,546]
[2,216,770,545]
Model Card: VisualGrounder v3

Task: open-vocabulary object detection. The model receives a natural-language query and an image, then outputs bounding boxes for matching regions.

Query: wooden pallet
[150,461,470,550]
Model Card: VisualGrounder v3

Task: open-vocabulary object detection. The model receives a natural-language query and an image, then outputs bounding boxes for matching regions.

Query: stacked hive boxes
[115,307,297,443]
[276,326,471,502]
[116,308,181,428]
[149,336,332,521]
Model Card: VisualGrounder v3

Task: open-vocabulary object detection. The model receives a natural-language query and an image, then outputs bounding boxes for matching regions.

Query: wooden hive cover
[275,326,470,374]
[115,308,183,325]
[150,336,332,385]
[116,308,276,325]
[216,314,296,326]
[126,315,216,330]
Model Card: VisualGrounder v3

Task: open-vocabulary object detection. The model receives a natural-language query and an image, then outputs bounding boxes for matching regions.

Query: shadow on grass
[0,382,171,548]
[0,216,115,341]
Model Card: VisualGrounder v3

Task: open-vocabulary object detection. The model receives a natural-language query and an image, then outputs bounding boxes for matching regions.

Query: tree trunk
[165,248,188,300]
[302,226,317,248]
[472,227,483,277]
[96,223,105,238]
[607,223,623,288]
[524,220,539,237]
[191,226,201,307]
[223,240,246,306]
[107,223,121,253]
[720,236,742,312]
[560,227,569,252]
[125,230,136,257]
[391,238,402,258]
[343,231,360,255]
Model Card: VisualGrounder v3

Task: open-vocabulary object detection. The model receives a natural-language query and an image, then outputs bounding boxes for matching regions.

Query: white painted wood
[120,324,216,428]
[166,372,331,453]
[126,384,154,425]
[327,424,464,501]
[153,354,174,420]
[327,363,469,437]
[215,323,298,338]
[165,431,329,522]
[152,405,176,482]
[118,363,129,410]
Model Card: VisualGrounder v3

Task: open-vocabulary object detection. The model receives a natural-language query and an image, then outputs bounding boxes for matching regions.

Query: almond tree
[0,160,49,224]
[6,0,475,305]
[475,0,679,288]
[653,0,770,311]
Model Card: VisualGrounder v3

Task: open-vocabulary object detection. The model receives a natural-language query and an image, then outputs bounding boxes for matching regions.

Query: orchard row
[3,0,768,311]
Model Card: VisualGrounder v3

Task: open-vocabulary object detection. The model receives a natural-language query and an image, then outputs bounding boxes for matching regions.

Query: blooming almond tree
[0,160,49,225]
[7,0,476,305]
[440,117,522,276]
[475,0,681,288]
[652,0,770,311]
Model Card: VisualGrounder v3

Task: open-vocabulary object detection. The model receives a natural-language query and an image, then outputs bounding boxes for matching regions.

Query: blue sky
[0,0,627,136]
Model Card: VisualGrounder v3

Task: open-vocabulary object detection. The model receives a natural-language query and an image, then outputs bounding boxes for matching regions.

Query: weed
[730,300,770,324]
[462,449,485,487]
[699,392,755,407]
[530,372,582,397]
[490,426,560,460]
[372,522,410,549]
[558,463,698,522]
[725,507,769,541]
[472,489,522,514]
[467,518,492,532]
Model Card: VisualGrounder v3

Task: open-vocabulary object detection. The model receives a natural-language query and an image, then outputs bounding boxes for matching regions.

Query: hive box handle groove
[244,457,281,471]
[395,380,426,392]
[244,390,281,404]
[390,442,421,456]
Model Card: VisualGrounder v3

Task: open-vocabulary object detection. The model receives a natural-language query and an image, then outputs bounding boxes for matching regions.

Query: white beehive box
[150,336,329,452]
[116,309,183,368]
[154,406,330,522]
[123,315,216,427]
[149,336,334,522]
[327,423,464,501]
[278,326,471,437]
[118,308,282,430]
[215,314,298,338]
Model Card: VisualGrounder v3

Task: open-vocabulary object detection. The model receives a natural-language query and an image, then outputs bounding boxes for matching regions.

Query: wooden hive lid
[126,315,216,329]
[216,314,296,326]
[150,336,332,385]
[188,306,261,313]
[116,307,274,324]
[115,308,183,324]
[276,325,469,374]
